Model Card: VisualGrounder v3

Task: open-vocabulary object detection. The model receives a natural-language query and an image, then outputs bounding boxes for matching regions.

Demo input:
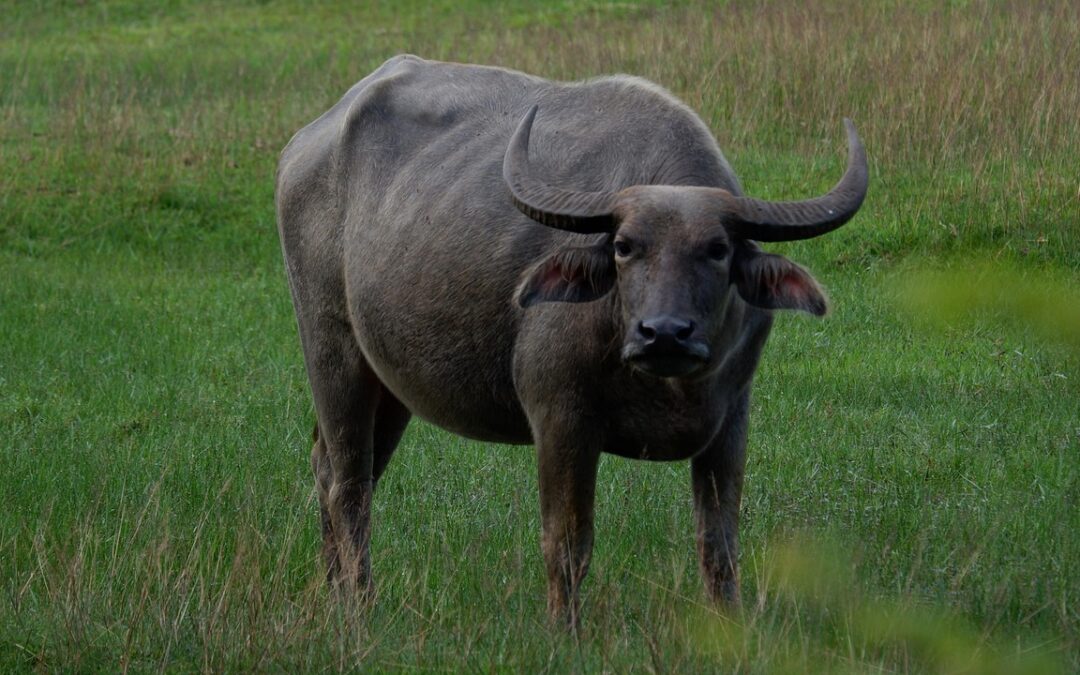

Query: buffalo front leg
[691,393,749,607]
[536,435,601,629]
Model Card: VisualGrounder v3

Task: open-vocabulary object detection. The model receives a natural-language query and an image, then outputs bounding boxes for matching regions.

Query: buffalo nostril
[638,321,657,341]
[675,321,695,341]
[639,317,694,344]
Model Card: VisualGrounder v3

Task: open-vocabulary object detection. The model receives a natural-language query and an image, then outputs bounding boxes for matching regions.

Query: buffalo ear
[733,249,829,316]
[516,241,616,308]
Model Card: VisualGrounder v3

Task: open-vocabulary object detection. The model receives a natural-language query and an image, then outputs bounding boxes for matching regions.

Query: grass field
[2,0,1078,671]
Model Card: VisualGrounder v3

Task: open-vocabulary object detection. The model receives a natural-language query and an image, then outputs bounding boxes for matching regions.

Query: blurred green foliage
[899,263,1080,352]
[693,535,1065,673]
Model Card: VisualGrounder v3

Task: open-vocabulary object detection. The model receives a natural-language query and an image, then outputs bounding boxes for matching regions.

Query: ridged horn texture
[721,119,868,242]
[503,106,619,234]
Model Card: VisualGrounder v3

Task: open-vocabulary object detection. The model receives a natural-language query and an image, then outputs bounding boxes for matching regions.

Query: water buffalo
[276,54,867,625]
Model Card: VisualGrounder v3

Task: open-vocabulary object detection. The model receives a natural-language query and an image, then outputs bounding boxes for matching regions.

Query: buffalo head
[506,106,867,379]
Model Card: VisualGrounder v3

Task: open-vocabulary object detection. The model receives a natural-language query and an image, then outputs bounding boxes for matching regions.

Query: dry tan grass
[10,1,1075,260]
[445,2,1078,167]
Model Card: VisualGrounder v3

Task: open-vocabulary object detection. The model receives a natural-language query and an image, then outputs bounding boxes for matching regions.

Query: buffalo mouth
[623,342,710,379]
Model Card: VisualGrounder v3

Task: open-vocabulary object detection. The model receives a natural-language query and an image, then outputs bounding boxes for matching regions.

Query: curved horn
[723,119,868,242]
[503,105,618,234]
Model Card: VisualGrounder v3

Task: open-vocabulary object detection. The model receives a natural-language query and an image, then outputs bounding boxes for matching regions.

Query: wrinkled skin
[276,55,865,627]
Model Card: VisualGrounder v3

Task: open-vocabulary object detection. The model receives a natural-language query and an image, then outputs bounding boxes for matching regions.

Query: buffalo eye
[613,238,635,259]
[706,240,730,261]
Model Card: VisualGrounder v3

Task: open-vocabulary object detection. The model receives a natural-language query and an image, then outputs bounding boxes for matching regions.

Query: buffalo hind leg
[311,370,411,593]
[536,432,601,630]
[301,325,387,596]
[372,391,411,485]
[691,392,749,607]
[311,426,342,580]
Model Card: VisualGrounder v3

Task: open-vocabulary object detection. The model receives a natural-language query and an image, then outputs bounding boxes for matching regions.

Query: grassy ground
[2,0,1077,671]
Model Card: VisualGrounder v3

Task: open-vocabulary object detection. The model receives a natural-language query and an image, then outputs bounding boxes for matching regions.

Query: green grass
[2,0,1078,671]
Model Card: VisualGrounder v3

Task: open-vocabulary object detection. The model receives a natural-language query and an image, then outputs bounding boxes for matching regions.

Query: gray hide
[276,54,867,625]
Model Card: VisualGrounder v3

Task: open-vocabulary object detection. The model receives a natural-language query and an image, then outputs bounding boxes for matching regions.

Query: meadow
[1,0,1077,671]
